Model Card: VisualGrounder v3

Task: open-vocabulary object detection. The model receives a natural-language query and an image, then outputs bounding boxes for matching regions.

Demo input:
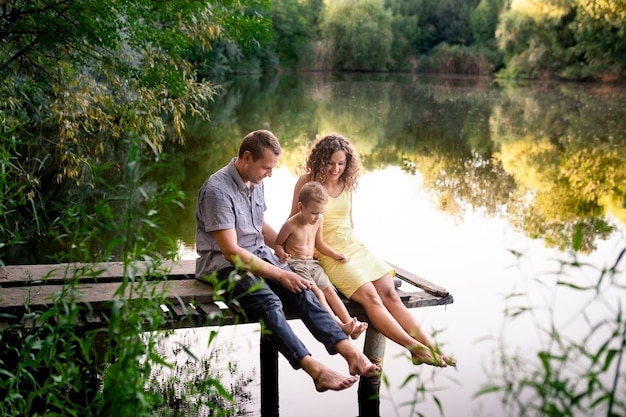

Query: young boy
[274,181,367,339]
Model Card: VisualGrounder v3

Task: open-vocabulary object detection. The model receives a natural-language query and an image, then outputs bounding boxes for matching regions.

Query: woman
[290,133,456,367]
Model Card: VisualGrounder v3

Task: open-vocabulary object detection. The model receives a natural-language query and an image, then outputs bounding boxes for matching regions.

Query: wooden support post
[358,326,386,417]
[260,333,279,417]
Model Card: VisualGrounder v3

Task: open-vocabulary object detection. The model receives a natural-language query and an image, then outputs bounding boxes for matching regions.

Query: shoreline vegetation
[3,0,625,264]
[1,1,625,416]
[1,1,624,259]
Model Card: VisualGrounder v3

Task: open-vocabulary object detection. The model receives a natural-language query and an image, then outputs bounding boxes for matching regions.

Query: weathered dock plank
[388,262,450,297]
[0,259,453,315]
[0,260,193,286]
[0,279,215,309]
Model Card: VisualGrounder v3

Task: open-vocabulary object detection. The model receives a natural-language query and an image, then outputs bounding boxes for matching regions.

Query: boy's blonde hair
[299,181,328,206]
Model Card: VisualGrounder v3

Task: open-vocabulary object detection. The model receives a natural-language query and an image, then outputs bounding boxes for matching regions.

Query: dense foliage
[1,0,624,257]
[1,2,267,415]
[262,0,625,80]
[496,0,626,80]
[0,0,271,258]
[1,0,624,415]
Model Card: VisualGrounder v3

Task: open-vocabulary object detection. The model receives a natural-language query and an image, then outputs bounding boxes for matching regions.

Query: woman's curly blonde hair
[304,133,360,191]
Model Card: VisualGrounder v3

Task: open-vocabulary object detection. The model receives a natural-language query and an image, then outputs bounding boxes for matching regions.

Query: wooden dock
[0,259,453,417]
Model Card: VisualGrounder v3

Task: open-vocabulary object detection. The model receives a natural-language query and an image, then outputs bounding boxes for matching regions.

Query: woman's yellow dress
[315,190,394,298]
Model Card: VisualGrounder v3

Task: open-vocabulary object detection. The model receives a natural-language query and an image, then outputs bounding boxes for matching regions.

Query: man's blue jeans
[217,266,347,369]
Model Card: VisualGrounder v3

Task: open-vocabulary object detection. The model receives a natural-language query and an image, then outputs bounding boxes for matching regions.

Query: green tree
[185,2,277,79]
[384,0,432,70]
[321,0,393,71]
[495,0,626,80]
[269,0,323,69]
[573,0,626,78]
[496,1,577,79]
[0,0,270,253]
[385,0,498,73]
[470,0,505,45]
[417,0,480,46]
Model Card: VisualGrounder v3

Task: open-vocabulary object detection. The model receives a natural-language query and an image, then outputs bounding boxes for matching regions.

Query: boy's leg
[311,284,336,318]
[322,286,352,324]
[322,287,367,339]
[311,284,356,339]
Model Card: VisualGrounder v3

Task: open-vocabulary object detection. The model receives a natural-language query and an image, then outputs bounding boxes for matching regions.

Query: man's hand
[278,269,313,293]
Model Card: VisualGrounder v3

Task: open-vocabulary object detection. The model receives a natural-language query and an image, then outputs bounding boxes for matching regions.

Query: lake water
[169,163,625,417]
[156,73,626,417]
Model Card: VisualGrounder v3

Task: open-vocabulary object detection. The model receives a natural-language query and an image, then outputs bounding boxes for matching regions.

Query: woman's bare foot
[441,354,457,367]
[409,343,453,367]
[349,318,368,340]
[313,367,359,392]
[429,344,457,367]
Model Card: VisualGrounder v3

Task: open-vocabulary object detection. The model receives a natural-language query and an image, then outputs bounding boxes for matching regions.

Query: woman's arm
[289,174,311,218]
[349,192,354,228]
[314,218,348,262]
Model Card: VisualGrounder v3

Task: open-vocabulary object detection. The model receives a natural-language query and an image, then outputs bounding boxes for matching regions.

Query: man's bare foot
[349,318,368,340]
[334,339,381,377]
[347,352,381,377]
[313,368,359,392]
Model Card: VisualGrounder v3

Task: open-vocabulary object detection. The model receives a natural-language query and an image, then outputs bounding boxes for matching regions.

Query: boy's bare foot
[340,319,357,337]
[349,318,368,340]
[313,367,359,392]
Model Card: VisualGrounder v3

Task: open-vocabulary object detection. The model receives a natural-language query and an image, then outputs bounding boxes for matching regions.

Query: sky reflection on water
[175,164,625,417]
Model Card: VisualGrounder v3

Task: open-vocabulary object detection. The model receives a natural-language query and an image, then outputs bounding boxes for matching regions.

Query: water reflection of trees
[155,75,626,255]
[491,84,626,252]
[5,74,625,263]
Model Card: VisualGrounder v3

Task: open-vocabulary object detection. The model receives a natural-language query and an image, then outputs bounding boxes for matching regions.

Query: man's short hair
[299,181,328,206]
[239,130,283,160]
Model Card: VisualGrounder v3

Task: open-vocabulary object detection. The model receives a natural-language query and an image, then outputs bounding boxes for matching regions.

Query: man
[195,130,379,392]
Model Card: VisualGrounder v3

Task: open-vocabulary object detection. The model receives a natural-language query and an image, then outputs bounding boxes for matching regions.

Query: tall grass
[0,137,240,416]
[476,248,626,417]
[380,328,456,417]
